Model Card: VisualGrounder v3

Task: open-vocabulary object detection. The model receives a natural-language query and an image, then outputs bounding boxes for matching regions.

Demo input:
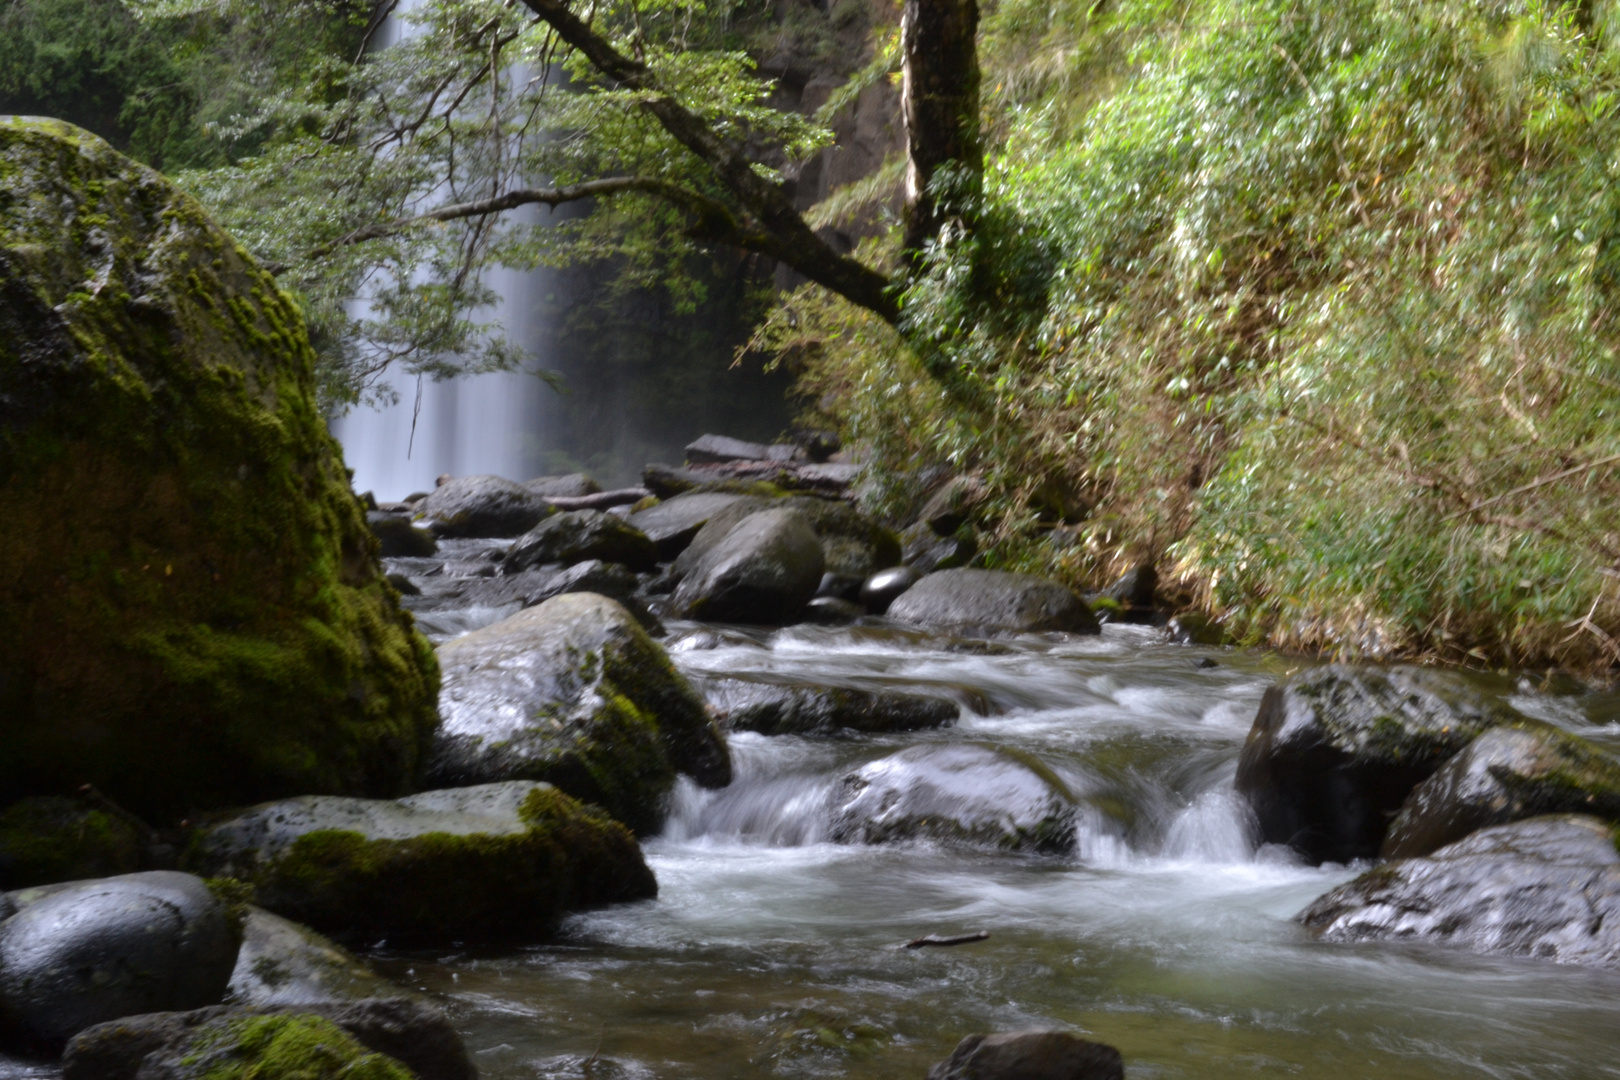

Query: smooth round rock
[671,508,825,625]
[417,475,552,538]
[0,871,239,1048]
[861,565,922,615]
[927,1030,1124,1080]
[886,568,1099,635]
[504,509,659,573]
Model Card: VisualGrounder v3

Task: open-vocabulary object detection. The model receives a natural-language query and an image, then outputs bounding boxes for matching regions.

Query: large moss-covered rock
[0,796,146,889]
[428,593,730,832]
[185,781,656,943]
[0,118,439,819]
[1234,665,1515,864]
[1381,723,1620,859]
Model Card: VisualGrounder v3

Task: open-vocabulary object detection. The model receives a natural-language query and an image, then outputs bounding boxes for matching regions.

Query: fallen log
[543,487,652,511]
[899,931,991,949]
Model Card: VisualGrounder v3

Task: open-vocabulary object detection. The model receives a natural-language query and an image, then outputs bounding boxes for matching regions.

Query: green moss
[0,796,143,888]
[187,1013,412,1080]
[0,119,439,820]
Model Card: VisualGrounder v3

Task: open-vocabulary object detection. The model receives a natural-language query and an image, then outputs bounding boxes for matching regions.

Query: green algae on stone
[0,796,145,888]
[0,118,438,820]
[185,1012,413,1080]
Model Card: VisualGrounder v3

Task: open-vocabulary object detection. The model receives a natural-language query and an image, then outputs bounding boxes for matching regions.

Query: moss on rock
[0,796,145,888]
[0,118,438,819]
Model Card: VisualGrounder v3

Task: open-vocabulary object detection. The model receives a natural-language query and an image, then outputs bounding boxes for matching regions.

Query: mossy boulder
[1381,722,1620,859]
[427,593,730,833]
[185,780,656,943]
[1234,665,1517,864]
[0,795,146,888]
[0,118,439,820]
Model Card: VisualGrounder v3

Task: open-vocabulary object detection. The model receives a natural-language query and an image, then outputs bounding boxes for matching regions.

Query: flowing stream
[373,612,1620,1079]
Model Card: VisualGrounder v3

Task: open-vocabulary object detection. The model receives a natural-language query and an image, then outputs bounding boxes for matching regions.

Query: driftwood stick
[899,931,991,949]
[543,488,652,511]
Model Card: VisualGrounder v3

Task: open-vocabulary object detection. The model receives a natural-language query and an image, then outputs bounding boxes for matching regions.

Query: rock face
[428,594,730,832]
[629,491,762,558]
[0,871,239,1048]
[1234,665,1516,864]
[0,796,146,889]
[503,509,659,573]
[525,473,601,498]
[0,119,439,819]
[697,677,957,735]
[926,1031,1125,1080]
[887,569,1100,636]
[417,474,552,538]
[1381,723,1620,860]
[1302,814,1620,968]
[186,781,656,943]
[228,907,411,1007]
[830,745,1078,853]
[671,508,826,624]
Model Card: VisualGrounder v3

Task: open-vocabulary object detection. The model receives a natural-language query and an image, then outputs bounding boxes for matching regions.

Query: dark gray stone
[1102,563,1157,609]
[816,571,863,601]
[628,491,763,558]
[927,1030,1124,1080]
[1381,723,1620,860]
[427,594,729,832]
[0,795,147,890]
[830,744,1077,853]
[887,569,1099,636]
[802,596,864,624]
[366,511,437,557]
[524,473,601,498]
[917,475,986,535]
[228,907,411,1007]
[504,509,659,573]
[901,522,977,574]
[0,871,238,1048]
[671,508,825,625]
[696,676,957,735]
[861,565,922,615]
[686,433,802,464]
[669,497,779,579]
[1235,665,1519,864]
[417,475,553,538]
[1302,814,1620,968]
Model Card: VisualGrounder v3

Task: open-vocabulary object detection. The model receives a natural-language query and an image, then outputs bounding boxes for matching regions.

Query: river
[375,597,1620,1080]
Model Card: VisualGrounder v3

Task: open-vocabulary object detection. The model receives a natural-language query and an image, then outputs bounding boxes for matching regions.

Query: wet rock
[1381,723,1620,860]
[900,522,977,574]
[927,1030,1125,1080]
[802,597,865,624]
[697,677,957,735]
[830,744,1077,853]
[887,569,1100,636]
[1102,562,1158,610]
[428,595,727,831]
[0,119,438,820]
[521,560,660,629]
[0,796,146,889]
[524,473,601,499]
[1234,665,1518,864]
[417,474,553,538]
[629,491,766,558]
[816,571,864,601]
[686,433,802,464]
[1166,610,1233,646]
[0,871,239,1048]
[228,907,411,1007]
[62,1003,466,1080]
[1301,814,1620,968]
[185,781,656,943]
[861,565,921,615]
[670,497,779,578]
[671,508,825,625]
[504,509,659,573]
[642,463,785,500]
[781,496,899,581]
[366,511,437,558]
[917,475,986,535]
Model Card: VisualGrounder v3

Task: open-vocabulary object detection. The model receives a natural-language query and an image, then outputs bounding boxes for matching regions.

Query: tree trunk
[901,0,982,258]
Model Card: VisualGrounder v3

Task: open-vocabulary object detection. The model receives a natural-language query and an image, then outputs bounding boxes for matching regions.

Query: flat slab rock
[229,906,412,1008]
[1301,814,1620,968]
[696,676,957,736]
[886,569,1099,636]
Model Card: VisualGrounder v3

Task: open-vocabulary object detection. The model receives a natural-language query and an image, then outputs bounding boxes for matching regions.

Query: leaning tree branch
[514,0,901,323]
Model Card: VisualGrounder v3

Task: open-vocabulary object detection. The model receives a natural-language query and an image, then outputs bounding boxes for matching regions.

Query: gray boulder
[0,871,239,1048]
[830,744,1077,853]
[417,474,553,538]
[686,433,801,464]
[1302,814,1620,968]
[1381,723,1620,860]
[669,497,779,578]
[887,568,1099,636]
[366,511,437,557]
[628,491,766,559]
[185,781,656,943]
[927,1031,1124,1080]
[783,496,899,582]
[696,676,957,736]
[228,907,411,1007]
[428,594,729,831]
[900,521,976,574]
[525,473,601,498]
[671,508,825,625]
[504,509,659,573]
[1235,665,1518,864]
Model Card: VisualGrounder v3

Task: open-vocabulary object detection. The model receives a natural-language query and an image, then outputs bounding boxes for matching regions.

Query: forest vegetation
[3,0,1616,673]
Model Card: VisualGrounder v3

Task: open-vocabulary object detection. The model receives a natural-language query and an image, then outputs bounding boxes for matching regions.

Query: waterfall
[330,2,552,502]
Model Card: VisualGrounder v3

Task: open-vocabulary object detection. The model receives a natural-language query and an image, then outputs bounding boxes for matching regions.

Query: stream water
[375,604,1620,1080]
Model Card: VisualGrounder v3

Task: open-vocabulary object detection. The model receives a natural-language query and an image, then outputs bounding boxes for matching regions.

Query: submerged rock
[671,508,825,625]
[428,594,729,832]
[0,796,146,889]
[1302,814,1620,969]
[887,568,1100,636]
[830,744,1078,853]
[0,118,439,819]
[696,677,957,735]
[1381,723,1620,860]
[0,871,239,1048]
[185,781,656,943]
[228,907,411,1008]
[504,509,659,573]
[418,474,553,538]
[1234,665,1516,864]
[927,1030,1125,1080]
